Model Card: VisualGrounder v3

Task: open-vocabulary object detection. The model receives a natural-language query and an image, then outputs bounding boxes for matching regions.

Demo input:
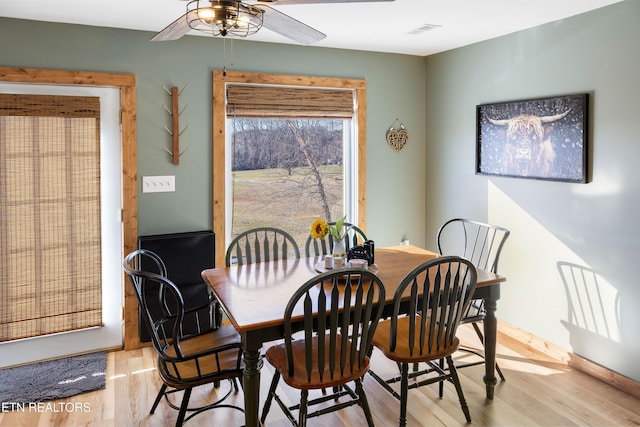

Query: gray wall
[424,1,640,382]
[0,17,427,248]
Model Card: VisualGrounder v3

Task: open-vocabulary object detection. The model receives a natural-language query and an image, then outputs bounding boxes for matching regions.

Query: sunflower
[310,216,347,241]
[310,219,329,239]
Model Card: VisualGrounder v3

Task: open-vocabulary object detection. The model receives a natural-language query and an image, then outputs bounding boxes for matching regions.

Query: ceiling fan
[151,0,395,45]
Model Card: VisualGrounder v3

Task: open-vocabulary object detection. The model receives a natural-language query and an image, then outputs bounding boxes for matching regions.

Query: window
[226,85,356,247]
[213,71,367,266]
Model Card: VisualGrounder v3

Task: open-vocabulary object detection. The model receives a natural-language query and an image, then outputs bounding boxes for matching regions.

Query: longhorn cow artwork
[476,94,588,183]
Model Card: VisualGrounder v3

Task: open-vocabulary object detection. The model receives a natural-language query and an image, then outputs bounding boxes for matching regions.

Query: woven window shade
[226,85,355,119]
[0,94,102,342]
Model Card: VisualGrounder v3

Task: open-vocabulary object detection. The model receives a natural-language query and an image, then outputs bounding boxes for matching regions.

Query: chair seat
[372,316,459,363]
[266,335,371,390]
[159,325,244,388]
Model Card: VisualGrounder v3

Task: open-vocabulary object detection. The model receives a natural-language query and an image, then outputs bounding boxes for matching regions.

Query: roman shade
[226,85,355,119]
[0,93,102,342]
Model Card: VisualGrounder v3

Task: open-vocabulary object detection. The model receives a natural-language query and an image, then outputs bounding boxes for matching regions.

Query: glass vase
[332,239,346,259]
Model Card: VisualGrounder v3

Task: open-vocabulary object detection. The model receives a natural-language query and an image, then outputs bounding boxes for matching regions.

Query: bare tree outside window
[230,118,346,247]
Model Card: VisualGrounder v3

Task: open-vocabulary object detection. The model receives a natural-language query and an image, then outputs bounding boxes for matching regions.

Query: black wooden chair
[225,226,300,266]
[304,222,367,257]
[260,268,386,427]
[437,218,510,380]
[369,256,478,427]
[123,249,244,426]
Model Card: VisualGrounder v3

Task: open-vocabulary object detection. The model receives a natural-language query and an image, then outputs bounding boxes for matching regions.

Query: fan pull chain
[223,38,236,76]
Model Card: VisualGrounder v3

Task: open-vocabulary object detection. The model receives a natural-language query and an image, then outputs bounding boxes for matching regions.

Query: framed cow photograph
[476,93,589,183]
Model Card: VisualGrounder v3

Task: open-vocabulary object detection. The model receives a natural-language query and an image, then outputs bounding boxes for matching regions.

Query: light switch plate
[142,175,175,193]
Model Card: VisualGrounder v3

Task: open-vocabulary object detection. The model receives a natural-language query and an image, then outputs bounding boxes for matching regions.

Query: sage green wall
[0,17,426,249]
[424,1,640,382]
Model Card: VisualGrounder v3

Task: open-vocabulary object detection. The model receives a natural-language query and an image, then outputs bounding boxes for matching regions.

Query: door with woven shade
[0,85,123,367]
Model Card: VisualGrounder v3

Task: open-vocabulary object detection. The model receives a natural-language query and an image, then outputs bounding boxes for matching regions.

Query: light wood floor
[2,324,640,427]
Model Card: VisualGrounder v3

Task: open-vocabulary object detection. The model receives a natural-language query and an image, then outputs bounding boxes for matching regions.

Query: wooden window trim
[213,70,367,268]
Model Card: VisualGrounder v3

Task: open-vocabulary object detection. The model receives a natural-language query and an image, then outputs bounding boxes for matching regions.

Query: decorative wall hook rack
[162,84,190,165]
[386,118,409,153]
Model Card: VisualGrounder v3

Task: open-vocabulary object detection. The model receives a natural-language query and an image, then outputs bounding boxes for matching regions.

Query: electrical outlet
[142,175,175,193]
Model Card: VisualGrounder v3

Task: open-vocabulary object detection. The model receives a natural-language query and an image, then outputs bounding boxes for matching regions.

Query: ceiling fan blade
[258,0,394,4]
[150,10,200,41]
[257,5,326,45]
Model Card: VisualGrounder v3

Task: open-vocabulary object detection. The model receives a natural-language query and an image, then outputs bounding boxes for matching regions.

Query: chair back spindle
[226,227,300,266]
[437,218,510,274]
[388,257,477,357]
[283,271,383,383]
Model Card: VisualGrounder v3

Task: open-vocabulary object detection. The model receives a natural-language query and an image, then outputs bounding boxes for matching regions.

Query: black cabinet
[137,230,218,342]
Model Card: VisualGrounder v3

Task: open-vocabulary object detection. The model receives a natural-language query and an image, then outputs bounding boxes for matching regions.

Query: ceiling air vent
[409,24,442,35]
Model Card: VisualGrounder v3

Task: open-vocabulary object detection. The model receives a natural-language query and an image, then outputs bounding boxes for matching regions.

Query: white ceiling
[0,0,623,56]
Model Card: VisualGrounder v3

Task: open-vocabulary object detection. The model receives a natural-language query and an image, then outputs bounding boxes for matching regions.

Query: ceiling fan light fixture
[187,0,263,38]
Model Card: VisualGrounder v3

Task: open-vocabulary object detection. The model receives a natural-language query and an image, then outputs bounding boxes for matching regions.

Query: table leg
[483,298,498,400]
[242,336,262,427]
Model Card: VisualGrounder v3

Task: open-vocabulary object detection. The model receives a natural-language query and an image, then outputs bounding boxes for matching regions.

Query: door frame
[0,67,140,350]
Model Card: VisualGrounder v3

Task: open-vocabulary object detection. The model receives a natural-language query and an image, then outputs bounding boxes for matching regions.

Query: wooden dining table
[201,244,506,427]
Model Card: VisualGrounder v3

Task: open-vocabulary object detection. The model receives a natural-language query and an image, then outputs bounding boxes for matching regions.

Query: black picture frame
[476,93,588,183]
